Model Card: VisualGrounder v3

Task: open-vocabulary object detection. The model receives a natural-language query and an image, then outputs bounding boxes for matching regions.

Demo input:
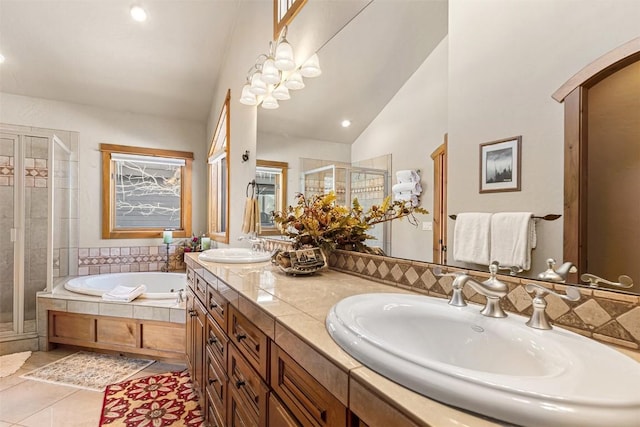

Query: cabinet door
[271,345,347,427]
[228,344,269,426]
[206,314,229,372]
[206,346,228,425]
[228,387,259,427]
[268,393,302,427]
[228,305,270,380]
[207,284,228,330]
[192,297,207,404]
[185,289,196,373]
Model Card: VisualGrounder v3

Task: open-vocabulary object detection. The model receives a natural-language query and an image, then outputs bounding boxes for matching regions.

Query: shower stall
[302,163,390,254]
[0,125,77,353]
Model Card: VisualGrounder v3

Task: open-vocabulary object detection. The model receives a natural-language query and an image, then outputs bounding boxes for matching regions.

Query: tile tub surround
[328,250,640,350]
[185,253,640,426]
[77,244,186,275]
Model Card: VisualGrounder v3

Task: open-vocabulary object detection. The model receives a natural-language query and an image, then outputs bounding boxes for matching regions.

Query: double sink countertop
[185,253,640,427]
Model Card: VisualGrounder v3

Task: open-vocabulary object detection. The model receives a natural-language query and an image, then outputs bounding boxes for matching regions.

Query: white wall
[205,1,272,245]
[447,0,640,275]
[351,36,449,262]
[0,92,207,248]
[257,132,352,205]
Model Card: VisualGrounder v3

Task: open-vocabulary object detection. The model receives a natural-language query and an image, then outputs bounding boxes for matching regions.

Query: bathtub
[64,272,186,299]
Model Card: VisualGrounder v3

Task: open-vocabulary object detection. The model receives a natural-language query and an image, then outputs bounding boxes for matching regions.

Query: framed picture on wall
[479,136,522,193]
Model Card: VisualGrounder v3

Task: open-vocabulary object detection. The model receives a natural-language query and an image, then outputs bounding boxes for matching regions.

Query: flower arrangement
[272,192,428,254]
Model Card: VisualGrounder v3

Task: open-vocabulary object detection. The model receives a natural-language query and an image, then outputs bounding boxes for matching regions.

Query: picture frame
[479,136,522,193]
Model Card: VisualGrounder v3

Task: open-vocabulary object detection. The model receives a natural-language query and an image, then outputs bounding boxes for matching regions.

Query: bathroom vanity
[185,253,510,427]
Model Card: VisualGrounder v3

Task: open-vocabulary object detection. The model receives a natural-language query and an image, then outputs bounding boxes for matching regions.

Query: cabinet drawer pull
[235,333,247,342]
[209,303,218,309]
[188,310,197,317]
[235,380,246,388]
[208,378,218,385]
[208,337,218,345]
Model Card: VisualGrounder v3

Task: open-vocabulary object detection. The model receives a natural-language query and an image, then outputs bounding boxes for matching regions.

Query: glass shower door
[0,133,17,335]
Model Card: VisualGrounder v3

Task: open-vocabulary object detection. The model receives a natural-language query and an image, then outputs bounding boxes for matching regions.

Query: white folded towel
[396,170,420,183]
[394,191,419,207]
[102,285,147,302]
[490,212,535,271]
[392,182,422,195]
[453,213,492,266]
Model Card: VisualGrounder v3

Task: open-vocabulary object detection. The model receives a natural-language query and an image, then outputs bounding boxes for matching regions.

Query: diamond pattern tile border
[329,249,640,350]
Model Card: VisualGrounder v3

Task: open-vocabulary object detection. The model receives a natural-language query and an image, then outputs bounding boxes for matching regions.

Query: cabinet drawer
[207,387,225,427]
[186,266,195,291]
[228,387,259,427]
[206,315,228,368]
[228,305,270,380]
[207,284,227,330]
[269,392,302,427]
[206,347,227,424]
[194,273,207,302]
[228,344,268,425]
[271,345,347,427]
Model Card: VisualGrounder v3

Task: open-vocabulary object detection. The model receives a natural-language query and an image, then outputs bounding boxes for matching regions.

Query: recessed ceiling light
[341,119,352,128]
[0,53,5,64]
[130,5,147,22]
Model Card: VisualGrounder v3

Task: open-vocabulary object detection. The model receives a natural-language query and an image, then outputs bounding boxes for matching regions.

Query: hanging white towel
[393,191,419,207]
[102,285,147,302]
[453,213,492,265]
[392,182,422,195]
[490,212,535,271]
[396,170,420,183]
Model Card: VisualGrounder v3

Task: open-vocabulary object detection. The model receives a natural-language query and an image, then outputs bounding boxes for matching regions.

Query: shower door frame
[0,127,68,340]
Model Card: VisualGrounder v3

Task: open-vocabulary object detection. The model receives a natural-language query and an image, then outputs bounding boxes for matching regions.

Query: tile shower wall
[77,244,186,275]
[328,250,640,351]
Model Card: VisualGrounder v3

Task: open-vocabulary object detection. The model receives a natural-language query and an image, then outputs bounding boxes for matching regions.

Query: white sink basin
[326,293,640,427]
[198,248,272,264]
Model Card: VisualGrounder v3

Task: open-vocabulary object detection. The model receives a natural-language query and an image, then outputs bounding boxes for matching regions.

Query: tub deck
[37,280,186,362]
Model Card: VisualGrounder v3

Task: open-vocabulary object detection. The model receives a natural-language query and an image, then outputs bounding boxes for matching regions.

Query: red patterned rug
[99,371,204,427]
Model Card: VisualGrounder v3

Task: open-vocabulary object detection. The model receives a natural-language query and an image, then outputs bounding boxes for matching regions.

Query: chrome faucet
[581,273,633,289]
[537,258,577,282]
[524,283,580,330]
[238,233,266,252]
[435,263,509,318]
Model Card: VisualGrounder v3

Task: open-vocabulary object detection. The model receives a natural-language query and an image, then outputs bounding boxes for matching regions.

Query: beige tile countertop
[186,253,639,427]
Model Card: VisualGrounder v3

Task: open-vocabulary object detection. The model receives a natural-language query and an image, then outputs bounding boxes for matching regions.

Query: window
[256,160,288,235]
[101,144,193,239]
[208,90,231,243]
[273,0,307,39]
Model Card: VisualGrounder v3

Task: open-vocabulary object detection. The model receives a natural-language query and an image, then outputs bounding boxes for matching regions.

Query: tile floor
[0,348,186,427]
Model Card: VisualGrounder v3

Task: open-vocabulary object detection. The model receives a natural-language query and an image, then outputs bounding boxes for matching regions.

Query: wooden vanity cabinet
[271,345,348,427]
[186,263,349,427]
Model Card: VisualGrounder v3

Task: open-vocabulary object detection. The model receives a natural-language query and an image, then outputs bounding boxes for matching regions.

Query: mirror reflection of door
[431,136,448,264]
[561,43,640,292]
[256,160,288,235]
[586,59,640,292]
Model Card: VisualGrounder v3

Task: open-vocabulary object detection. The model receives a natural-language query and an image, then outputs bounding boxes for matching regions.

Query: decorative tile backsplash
[0,156,48,187]
[328,250,640,350]
[77,245,185,275]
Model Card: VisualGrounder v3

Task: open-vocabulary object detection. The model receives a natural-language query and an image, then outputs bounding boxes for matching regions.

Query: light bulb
[284,71,305,90]
[249,72,268,96]
[239,84,258,106]
[300,53,321,78]
[261,95,279,109]
[274,40,295,71]
[341,119,352,128]
[272,85,290,101]
[261,58,281,85]
[130,6,147,22]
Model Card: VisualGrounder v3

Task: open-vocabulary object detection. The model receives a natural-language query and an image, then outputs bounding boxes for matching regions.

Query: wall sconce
[239,26,321,109]
[242,150,250,162]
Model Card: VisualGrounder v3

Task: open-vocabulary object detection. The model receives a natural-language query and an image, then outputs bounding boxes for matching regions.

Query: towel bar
[448,214,561,221]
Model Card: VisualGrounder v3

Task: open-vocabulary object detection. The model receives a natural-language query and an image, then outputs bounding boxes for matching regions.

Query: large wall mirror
[255,2,640,296]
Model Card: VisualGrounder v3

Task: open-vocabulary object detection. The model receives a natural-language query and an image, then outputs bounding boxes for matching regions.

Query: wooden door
[431,136,448,264]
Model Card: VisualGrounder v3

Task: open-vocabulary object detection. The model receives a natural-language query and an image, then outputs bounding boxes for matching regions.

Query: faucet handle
[432,267,466,278]
[581,273,633,289]
[524,283,581,330]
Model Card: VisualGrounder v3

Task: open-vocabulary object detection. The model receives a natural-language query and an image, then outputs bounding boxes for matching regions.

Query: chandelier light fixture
[239,26,321,109]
